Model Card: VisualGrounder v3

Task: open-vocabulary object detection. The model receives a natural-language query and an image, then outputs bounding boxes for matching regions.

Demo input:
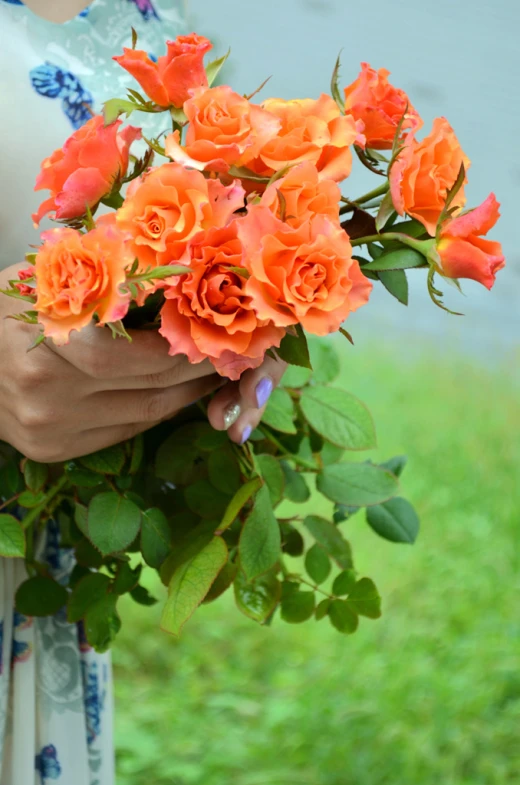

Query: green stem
[258,427,317,472]
[21,474,68,530]
[0,492,21,513]
[345,181,389,207]
[350,231,433,254]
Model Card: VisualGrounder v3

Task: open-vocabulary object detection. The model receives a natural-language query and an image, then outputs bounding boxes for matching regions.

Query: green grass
[113,341,520,785]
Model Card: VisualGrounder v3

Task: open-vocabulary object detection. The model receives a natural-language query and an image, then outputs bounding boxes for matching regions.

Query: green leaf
[261,388,297,434]
[239,484,281,580]
[303,515,353,569]
[328,599,359,633]
[315,598,331,620]
[130,584,158,606]
[159,521,216,585]
[304,544,331,584]
[141,507,172,568]
[332,569,357,596]
[0,459,23,497]
[276,326,312,369]
[375,190,397,232]
[216,476,263,533]
[300,386,376,451]
[0,514,25,557]
[23,459,48,492]
[129,433,144,474]
[280,523,305,556]
[317,463,399,507]
[320,441,345,465]
[282,365,312,388]
[234,568,281,623]
[206,48,230,86]
[103,97,138,124]
[378,269,408,305]
[281,589,315,623]
[347,577,382,618]
[80,445,126,475]
[256,454,284,506]
[18,489,46,508]
[380,455,407,477]
[65,463,104,488]
[74,502,89,537]
[67,573,111,623]
[113,562,141,595]
[208,447,241,496]
[74,537,103,568]
[185,480,230,519]
[330,51,344,111]
[280,462,310,503]
[204,561,237,603]
[85,593,121,652]
[161,536,228,636]
[307,337,340,383]
[15,576,68,617]
[362,248,426,272]
[366,497,420,544]
[155,423,204,485]
[87,492,141,556]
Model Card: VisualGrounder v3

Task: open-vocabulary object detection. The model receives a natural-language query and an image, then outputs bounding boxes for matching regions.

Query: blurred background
[113,2,520,783]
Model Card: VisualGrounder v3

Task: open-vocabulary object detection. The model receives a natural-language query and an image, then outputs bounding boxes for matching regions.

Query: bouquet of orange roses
[0,33,504,650]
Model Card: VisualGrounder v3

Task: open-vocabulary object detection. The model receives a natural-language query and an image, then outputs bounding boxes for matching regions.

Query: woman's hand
[0,263,286,461]
[0,264,222,461]
[207,355,287,445]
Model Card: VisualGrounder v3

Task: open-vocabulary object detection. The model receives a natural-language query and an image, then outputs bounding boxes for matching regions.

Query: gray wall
[192,0,519,360]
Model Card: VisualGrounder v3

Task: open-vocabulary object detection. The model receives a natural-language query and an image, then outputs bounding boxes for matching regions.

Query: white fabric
[0,0,187,781]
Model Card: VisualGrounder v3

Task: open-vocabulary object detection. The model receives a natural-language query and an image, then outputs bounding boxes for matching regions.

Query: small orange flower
[165,85,281,173]
[159,222,284,379]
[33,115,141,225]
[260,161,340,228]
[116,162,245,269]
[436,193,504,289]
[247,94,363,183]
[113,33,212,108]
[34,225,133,344]
[343,62,421,150]
[389,117,470,235]
[237,205,372,334]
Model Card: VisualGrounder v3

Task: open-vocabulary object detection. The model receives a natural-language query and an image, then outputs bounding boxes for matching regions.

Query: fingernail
[223,402,241,429]
[240,424,252,445]
[255,377,273,409]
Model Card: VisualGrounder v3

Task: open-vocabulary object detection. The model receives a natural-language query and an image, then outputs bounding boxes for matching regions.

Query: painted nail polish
[223,402,241,429]
[240,424,252,444]
[255,377,273,409]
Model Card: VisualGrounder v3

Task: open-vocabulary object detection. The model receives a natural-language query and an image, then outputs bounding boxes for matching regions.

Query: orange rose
[260,161,340,228]
[247,94,363,183]
[33,115,141,225]
[343,62,422,150]
[113,33,212,108]
[116,162,245,269]
[164,85,280,173]
[160,222,284,379]
[436,193,504,289]
[237,206,372,334]
[34,225,133,344]
[389,117,470,235]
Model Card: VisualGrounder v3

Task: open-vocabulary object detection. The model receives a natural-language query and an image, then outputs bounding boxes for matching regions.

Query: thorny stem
[350,231,432,254]
[21,475,69,531]
[343,181,389,207]
[0,492,21,513]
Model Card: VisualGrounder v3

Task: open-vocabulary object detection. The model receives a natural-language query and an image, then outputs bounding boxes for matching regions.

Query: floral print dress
[0,1,187,782]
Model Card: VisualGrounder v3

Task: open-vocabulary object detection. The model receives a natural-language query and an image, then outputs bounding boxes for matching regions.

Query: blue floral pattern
[30,63,94,129]
[35,745,62,782]
[128,0,159,21]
